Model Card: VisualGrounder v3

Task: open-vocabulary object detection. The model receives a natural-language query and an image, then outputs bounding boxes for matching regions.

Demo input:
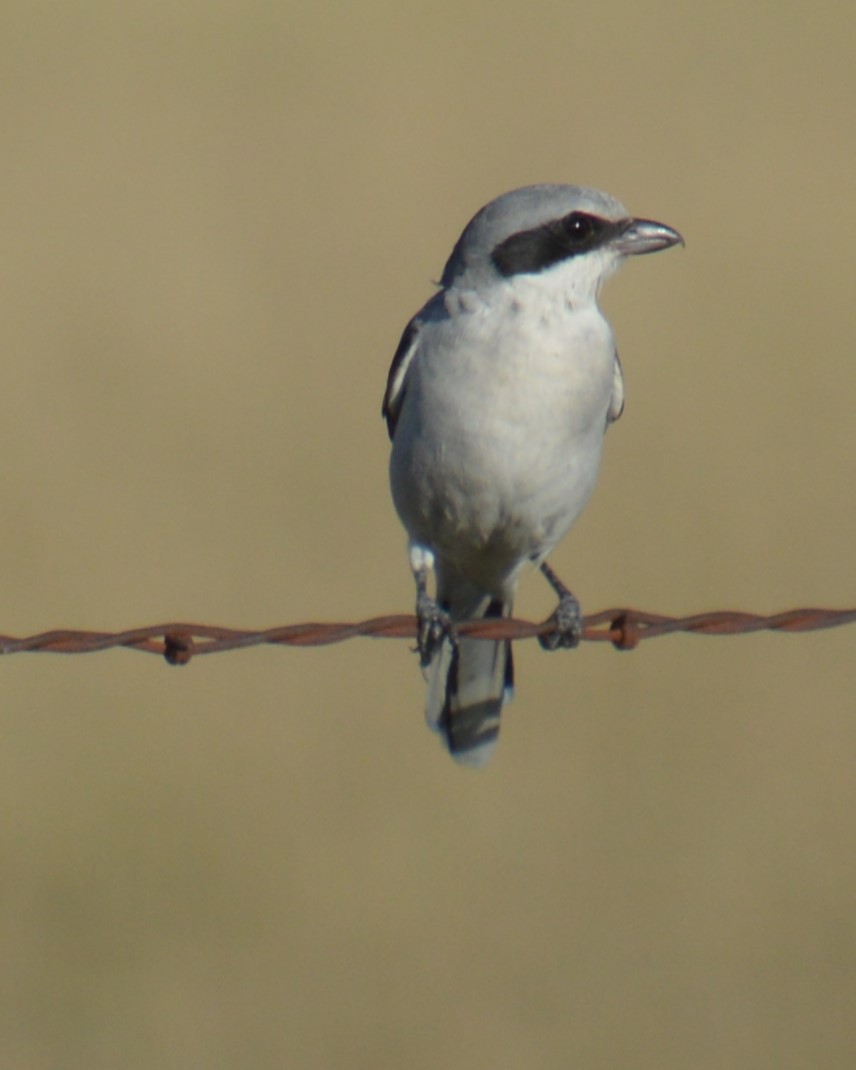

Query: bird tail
[425,596,514,768]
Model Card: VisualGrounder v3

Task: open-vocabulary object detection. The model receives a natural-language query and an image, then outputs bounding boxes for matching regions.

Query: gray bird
[383,184,682,766]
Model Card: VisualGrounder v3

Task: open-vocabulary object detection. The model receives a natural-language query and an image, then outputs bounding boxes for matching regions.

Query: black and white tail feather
[424,593,514,767]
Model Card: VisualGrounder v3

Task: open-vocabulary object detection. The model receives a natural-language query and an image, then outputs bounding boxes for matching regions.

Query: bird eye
[563,212,595,243]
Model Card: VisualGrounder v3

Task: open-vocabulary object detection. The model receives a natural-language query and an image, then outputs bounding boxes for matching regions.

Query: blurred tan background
[0,2,854,1067]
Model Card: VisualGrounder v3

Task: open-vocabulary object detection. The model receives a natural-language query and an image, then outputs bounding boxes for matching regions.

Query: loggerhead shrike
[383,184,682,767]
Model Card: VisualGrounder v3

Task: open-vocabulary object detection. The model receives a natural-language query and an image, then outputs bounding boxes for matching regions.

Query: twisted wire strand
[0,607,853,664]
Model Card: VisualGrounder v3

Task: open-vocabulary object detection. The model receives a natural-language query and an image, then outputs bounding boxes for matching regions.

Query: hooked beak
[613,217,684,256]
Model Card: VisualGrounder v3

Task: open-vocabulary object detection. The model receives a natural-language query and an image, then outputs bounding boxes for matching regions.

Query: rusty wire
[0,607,853,665]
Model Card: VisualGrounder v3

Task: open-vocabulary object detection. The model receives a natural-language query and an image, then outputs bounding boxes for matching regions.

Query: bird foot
[416,591,456,667]
[539,592,583,651]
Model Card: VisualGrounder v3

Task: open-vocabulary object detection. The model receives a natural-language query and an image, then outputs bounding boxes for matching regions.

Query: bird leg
[538,561,583,650]
[414,566,455,667]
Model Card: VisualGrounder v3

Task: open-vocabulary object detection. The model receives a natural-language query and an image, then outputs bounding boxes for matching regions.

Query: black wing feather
[381,318,420,440]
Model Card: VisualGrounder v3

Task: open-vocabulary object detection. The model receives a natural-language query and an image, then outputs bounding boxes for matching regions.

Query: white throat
[503,247,622,311]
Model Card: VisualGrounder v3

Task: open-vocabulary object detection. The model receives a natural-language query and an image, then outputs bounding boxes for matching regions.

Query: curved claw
[416,591,456,666]
[539,592,583,651]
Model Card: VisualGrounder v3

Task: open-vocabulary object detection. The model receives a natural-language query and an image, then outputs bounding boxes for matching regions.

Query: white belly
[390,296,616,592]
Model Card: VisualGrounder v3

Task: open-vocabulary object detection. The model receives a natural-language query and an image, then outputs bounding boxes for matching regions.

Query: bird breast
[390,293,616,582]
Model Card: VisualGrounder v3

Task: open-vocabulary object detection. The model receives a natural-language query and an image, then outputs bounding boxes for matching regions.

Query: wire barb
[0,607,852,665]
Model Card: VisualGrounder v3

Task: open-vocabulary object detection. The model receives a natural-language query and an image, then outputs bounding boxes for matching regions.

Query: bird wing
[607,350,625,424]
[382,316,421,440]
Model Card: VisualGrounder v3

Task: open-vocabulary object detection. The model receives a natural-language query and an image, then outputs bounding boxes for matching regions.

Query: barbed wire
[0,607,852,664]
